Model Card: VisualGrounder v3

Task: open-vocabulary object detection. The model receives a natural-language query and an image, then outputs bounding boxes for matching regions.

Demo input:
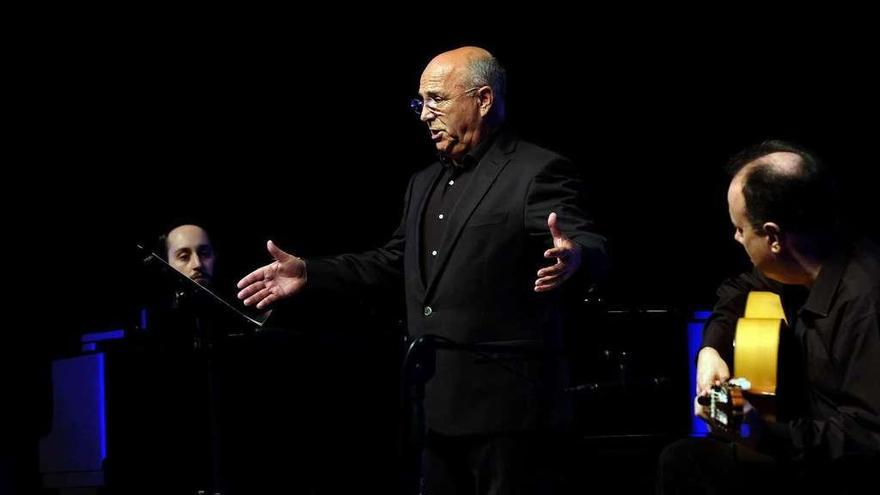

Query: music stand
[136,243,270,331]
[133,243,271,495]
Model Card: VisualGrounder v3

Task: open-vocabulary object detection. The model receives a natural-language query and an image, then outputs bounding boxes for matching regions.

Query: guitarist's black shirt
[702,239,880,462]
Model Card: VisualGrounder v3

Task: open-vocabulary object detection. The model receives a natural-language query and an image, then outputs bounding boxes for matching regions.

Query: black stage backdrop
[11,19,879,493]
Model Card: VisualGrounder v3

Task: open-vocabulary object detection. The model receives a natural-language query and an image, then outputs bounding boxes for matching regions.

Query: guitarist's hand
[694,395,710,422]
[694,394,756,424]
[696,347,731,396]
[696,394,762,451]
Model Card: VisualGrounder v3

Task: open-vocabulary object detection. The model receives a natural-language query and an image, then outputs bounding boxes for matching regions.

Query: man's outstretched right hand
[237,240,307,310]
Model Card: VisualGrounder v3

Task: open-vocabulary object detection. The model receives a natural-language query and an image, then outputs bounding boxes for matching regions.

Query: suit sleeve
[523,157,609,285]
[304,175,412,296]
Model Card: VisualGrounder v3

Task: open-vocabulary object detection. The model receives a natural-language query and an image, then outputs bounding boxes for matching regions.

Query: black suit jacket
[308,131,607,435]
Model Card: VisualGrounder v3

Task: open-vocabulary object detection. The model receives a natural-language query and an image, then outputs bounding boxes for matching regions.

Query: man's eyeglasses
[410,87,481,116]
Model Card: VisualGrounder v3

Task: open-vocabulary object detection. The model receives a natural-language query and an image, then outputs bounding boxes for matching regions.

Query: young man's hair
[155,217,215,261]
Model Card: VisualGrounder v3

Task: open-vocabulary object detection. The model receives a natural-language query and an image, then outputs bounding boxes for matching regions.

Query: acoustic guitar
[699,291,786,436]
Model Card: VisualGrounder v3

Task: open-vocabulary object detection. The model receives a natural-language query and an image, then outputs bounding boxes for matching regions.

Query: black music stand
[132,244,269,495]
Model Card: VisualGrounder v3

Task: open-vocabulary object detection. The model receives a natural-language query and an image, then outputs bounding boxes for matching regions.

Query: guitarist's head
[726,140,839,287]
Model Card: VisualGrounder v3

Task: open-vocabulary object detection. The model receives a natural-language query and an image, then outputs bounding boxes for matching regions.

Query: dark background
[27,26,877,336]
[12,18,879,492]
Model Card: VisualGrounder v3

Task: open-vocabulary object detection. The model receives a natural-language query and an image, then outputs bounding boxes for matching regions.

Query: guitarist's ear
[762,222,782,254]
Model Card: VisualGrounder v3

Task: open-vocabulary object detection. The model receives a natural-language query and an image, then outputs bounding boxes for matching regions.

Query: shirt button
[448,180,455,186]
[431,250,438,256]
[438,214,444,220]
[423,306,433,317]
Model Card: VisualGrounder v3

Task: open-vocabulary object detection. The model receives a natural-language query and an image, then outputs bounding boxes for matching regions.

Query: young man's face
[166,224,215,285]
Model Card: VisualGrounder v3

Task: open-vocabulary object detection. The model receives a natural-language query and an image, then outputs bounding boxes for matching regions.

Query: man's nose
[420,105,435,122]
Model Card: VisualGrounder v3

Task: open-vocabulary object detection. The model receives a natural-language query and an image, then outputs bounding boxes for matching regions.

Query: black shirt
[420,133,498,282]
[703,239,880,461]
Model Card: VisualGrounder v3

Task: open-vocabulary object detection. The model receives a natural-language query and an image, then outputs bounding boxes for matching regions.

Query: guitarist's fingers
[697,372,718,394]
[697,365,730,394]
[693,396,710,421]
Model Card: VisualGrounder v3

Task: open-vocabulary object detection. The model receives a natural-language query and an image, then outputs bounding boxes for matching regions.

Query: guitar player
[657,140,880,494]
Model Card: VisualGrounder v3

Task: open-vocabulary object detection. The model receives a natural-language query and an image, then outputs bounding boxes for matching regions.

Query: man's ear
[763,222,782,254]
[477,86,493,118]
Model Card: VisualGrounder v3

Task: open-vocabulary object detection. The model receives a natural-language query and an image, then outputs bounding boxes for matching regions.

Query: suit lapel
[424,135,516,297]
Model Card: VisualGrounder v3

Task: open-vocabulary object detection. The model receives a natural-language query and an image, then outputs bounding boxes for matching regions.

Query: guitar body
[704,291,786,436]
